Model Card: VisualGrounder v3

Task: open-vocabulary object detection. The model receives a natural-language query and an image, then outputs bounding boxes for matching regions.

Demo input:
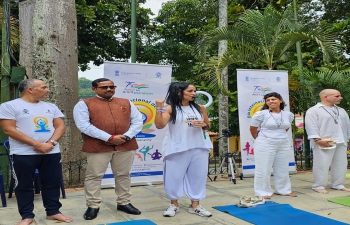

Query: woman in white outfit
[250,92,297,199]
[155,82,213,217]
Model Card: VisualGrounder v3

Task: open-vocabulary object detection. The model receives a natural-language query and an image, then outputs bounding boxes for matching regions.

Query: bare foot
[286,193,297,197]
[16,218,33,225]
[46,214,74,223]
[340,187,350,192]
[262,196,271,199]
[313,189,328,194]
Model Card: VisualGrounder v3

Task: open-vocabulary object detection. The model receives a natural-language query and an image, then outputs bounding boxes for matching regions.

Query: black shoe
[83,207,99,220]
[117,203,141,215]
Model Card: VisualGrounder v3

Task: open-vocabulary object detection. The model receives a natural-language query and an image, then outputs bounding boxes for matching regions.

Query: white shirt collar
[316,103,337,108]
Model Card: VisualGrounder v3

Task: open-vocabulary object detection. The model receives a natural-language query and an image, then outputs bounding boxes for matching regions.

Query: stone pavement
[1,171,350,225]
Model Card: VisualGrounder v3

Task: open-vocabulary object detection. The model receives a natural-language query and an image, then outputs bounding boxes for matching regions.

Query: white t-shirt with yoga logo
[0,98,64,155]
[162,105,213,158]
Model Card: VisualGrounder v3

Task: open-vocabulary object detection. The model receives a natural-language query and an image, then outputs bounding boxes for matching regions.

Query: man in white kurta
[305,89,350,194]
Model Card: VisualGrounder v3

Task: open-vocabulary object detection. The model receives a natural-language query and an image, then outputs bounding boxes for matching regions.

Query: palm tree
[291,69,350,114]
[194,5,340,91]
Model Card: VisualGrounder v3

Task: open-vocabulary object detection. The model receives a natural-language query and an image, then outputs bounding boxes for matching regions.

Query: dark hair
[165,81,202,124]
[92,78,112,88]
[261,92,286,110]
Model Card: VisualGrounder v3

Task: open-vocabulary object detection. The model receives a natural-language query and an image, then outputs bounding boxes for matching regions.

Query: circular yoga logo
[133,101,156,138]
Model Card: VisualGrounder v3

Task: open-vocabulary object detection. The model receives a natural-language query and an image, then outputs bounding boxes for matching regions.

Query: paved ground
[1,171,350,225]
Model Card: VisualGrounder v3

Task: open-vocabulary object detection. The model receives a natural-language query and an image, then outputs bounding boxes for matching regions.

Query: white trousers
[254,136,292,196]
[163,148,209,201]
[312,143,347,190]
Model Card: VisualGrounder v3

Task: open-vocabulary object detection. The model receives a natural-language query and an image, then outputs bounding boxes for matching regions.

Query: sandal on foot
[313,189,328,194]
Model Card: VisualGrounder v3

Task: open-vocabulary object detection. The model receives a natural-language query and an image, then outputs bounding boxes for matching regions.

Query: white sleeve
[250,111,264,127]
[289,112,295,123]
[52,104,65,118]
[73,101,111,142]
[123,101,143,138]
[305,108,320,139]
[0,102,16,120]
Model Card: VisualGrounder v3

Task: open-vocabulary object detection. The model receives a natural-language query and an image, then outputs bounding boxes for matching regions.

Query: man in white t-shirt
[0,79,73,225]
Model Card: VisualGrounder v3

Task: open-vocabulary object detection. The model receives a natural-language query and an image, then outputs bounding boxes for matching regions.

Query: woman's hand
[192,120,207,128]
[155,99,165,107]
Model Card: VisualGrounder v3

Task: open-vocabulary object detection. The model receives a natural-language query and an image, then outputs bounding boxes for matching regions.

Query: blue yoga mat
[213,201,348,225]
[98,219,157,225]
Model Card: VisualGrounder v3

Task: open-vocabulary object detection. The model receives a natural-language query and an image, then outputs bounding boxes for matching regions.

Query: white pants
[163,148,209,201]
[312,143,347,190]
[254,136,292,196]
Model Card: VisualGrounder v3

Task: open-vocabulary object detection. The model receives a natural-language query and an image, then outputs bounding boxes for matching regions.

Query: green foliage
[78,77,95,99]
[194,4,341,93]
[0,6,20,59]
[76,0,154,71]
[145,0,220,81]
[290,69,350,114]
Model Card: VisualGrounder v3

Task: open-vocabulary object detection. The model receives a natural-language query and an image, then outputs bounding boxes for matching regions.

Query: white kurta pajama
[250,110,294,197]
[305,103,350,190]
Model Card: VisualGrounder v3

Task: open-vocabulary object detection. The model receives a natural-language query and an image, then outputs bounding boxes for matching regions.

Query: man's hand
[316,139,335,148]
[34,142,55,154]
[108,135,127,145]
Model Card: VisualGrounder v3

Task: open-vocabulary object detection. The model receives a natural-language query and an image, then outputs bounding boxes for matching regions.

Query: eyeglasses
[96,86,117,90]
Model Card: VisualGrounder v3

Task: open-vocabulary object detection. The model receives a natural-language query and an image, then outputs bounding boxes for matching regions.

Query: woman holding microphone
[155,81,213,217]
[250,92,297,199]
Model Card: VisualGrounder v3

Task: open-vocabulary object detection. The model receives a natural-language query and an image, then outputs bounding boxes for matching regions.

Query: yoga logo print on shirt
[33,116,51,132]
[185,114,199,127]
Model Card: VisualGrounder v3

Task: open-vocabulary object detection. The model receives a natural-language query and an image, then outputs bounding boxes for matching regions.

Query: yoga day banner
[102,62,172,186]
[237,69,296,177]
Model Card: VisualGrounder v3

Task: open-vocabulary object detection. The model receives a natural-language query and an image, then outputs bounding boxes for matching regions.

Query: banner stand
[237,69,297,178]
[102,62,172,187]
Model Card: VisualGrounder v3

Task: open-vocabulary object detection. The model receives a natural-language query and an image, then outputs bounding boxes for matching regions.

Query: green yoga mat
[329,197,350,207]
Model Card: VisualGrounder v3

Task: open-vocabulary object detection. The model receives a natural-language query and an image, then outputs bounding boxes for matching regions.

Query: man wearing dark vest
[73,78,143,220]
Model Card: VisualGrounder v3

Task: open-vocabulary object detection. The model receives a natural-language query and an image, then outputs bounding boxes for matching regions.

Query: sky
[78,0,169,80]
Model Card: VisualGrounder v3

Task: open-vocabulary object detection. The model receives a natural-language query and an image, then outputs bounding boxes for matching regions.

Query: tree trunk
[19,0,83,186]
[218,0,229,157]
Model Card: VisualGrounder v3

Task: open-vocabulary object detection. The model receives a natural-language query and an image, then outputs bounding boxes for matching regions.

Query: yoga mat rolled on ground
[213,201,348,225]
[98,219,157,225]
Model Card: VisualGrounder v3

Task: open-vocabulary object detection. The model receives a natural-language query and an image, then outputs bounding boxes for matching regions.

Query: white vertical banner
[237,69,296,177]
[102,62,172,186]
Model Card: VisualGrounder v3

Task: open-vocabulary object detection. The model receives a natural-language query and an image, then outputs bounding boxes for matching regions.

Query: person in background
[155,82,213,217]
[250,92,297,199]
[0,79,73,225]
[73,78,143,220]
[305,89,350,194]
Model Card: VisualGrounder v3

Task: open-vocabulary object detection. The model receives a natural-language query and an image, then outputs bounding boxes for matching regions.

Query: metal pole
[131,0,136,63]
[293,0,310,169]
[0,0,11,189]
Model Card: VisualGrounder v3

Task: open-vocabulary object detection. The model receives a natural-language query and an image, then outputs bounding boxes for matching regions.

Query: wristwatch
[124,135,131,141]
[49,139,58,146]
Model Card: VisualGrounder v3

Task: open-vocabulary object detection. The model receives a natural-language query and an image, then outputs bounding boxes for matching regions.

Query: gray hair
[18,79,37,94]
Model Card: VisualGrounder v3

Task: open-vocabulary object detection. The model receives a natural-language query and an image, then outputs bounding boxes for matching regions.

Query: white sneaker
[188,205,212,217]
[163,204,180,217]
